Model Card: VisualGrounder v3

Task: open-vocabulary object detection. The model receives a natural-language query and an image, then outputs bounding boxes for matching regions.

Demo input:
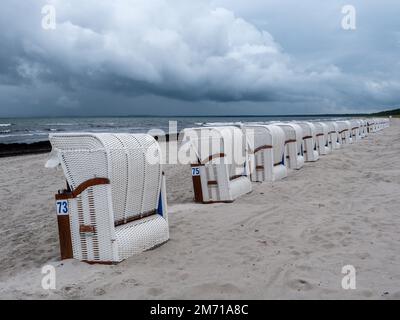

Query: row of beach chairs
[46,118,389,264]
[179,118,389,203]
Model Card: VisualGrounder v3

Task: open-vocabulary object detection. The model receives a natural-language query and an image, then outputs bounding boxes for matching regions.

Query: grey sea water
[0,115,350,144]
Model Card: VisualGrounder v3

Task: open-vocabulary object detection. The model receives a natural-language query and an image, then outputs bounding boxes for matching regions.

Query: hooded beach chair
[180,126,252,203]
[359,120,367,138]
[242,124,287,182]
[377,118,389,131]
[336,121,352,145]
[296,122,319,162]
[380,119,385,129]
[313,122,330,155]
[375,118,383,132]
[46,133,169,264]
[367,119,376,133]
[276,123,305,170]
[350,119,361,142]
[324,121,341,151]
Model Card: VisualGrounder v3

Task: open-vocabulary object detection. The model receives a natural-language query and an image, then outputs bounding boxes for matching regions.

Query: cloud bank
[0,0,399,116]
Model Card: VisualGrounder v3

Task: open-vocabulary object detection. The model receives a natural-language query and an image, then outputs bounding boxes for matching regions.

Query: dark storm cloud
[0,0,399,116]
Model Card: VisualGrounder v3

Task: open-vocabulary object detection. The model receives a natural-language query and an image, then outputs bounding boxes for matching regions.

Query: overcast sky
[0,0,399,117]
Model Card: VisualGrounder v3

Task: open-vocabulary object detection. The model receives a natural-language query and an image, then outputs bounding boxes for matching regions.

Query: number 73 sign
[56,200,69,215]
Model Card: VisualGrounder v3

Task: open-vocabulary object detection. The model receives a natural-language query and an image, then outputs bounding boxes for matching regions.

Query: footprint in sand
[121,278,141,287]
[60,284,83,299]
[147,287,164,296]
[287,279,313,291]
[93,287,106,296]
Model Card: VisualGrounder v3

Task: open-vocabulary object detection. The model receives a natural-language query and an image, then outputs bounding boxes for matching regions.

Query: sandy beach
[0,119,399,299]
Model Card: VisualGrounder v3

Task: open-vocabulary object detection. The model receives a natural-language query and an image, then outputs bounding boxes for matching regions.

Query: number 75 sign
[191,167,200,176]
[56,200,69,215]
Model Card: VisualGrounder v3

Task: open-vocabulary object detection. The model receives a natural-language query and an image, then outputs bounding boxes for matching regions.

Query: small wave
[0,130,11,134]
[0,123,12,127]
[0,132,48,138]
[45,123,76,126]
[201,122,244,127]
[44,128,64,132]
[90,123,116,128]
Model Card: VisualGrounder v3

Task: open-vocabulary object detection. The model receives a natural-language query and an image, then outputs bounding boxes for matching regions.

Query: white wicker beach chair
[375,118,380,131]
[374,119,379,132]
[375,118,390,131]
[180,126,252,203]
[359,119,367,138]
[296,122,319,162]
[275,123,305,170]
[350,119,361,142]
[367,119,376,133]
[323,121,341,151]
[381,119,386,129]
[46,133,169,264]
[379,119,384,131]
[242,124,287,182]
[377,119,382,131]
[336,121,352,145]
[361,119,368,138]
[313,122,330,155]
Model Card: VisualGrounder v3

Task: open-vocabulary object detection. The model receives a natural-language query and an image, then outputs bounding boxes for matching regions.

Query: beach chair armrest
[55,178,110,200]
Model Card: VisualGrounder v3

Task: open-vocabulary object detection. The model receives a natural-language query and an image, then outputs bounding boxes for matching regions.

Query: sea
[0,115,351,144]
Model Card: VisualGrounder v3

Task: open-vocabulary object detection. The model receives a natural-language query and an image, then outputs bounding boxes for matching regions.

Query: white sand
[1,120,400,299]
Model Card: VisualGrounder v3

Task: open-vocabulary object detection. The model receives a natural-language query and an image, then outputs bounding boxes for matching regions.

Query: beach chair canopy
[275,123,303,152]
[336,121,350,134]
[243,124,286,166]
[241,124,287,182]
[325,121,339,134]
[180,126,247,174]
[314,122,329,139]
[296,122,317,139]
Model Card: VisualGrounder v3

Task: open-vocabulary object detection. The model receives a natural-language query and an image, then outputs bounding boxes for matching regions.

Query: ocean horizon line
[0,113,371,120]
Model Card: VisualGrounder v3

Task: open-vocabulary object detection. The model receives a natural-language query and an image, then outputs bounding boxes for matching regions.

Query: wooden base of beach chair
[57,214,73,260]
[191,164,204,203]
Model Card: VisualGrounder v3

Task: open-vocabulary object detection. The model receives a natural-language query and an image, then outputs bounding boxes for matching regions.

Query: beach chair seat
[46,133,169,264]
[276,123,304,170]
[180,126,252,203]
[297,122,319,162]
[242,124,287,182]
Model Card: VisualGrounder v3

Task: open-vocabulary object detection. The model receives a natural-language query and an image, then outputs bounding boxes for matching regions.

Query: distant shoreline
[0,141,52,158]
[0,133,178,158]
